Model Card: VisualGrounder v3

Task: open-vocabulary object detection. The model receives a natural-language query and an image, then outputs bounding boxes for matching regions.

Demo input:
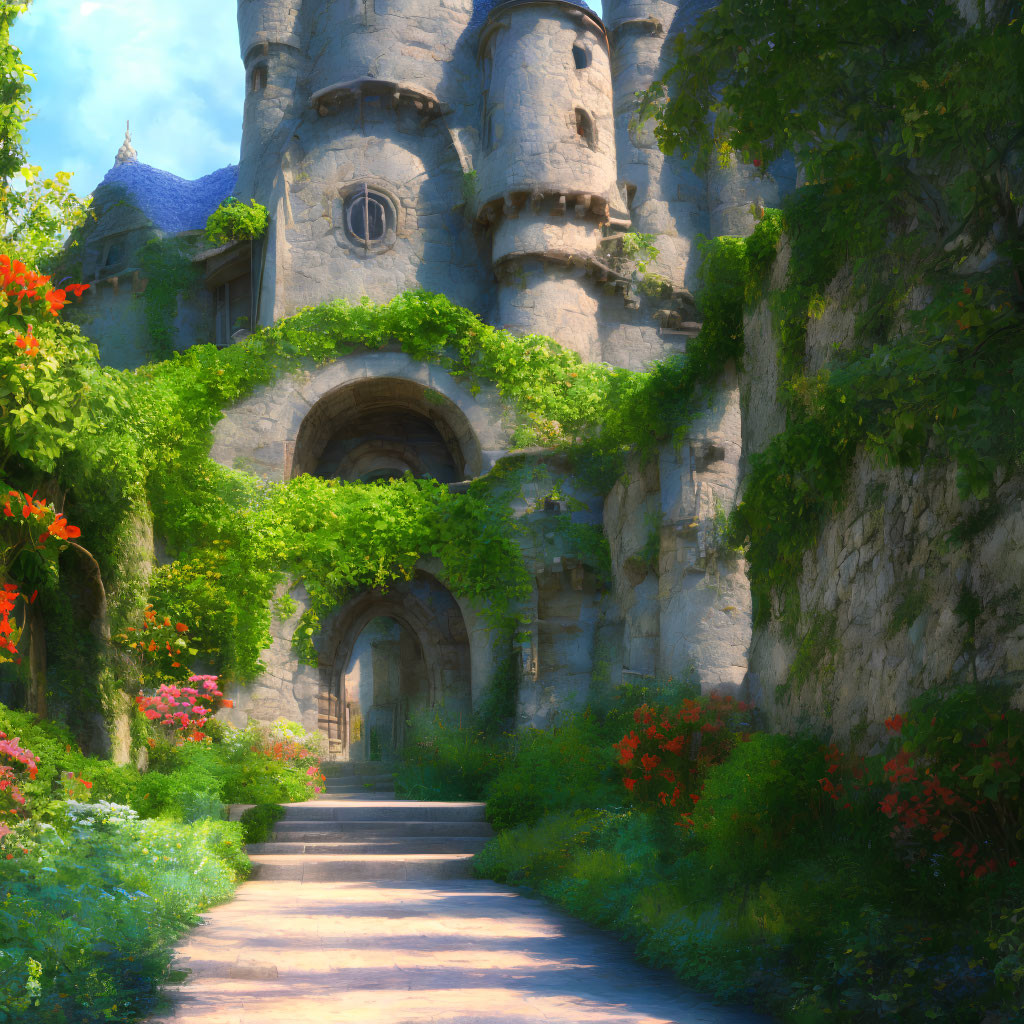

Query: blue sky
[13,0,604,197]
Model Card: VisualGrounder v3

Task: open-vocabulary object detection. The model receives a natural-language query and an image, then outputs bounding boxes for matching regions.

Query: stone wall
[603,366,751,696]
[741,242,1024,751]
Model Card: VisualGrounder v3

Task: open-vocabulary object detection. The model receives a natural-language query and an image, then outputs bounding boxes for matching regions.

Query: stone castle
[72,0,795,757]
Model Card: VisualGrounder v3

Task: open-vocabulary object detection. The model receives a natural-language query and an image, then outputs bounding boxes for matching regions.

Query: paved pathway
[150,765,772,1024]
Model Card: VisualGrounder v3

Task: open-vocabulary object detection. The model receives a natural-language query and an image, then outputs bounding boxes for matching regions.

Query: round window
[346,187,388,247]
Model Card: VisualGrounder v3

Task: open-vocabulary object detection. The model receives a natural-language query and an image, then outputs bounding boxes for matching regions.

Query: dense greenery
[401,680,1024,1022]
[644,0,1023,628]
[0,703,326,1020]
[23,274,756,692]
[136,237,201,359]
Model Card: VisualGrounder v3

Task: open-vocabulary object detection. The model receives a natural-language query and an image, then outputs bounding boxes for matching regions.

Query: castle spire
[115,120,137,164]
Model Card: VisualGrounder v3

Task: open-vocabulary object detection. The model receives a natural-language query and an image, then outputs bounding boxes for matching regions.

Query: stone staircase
[245,762,493,882]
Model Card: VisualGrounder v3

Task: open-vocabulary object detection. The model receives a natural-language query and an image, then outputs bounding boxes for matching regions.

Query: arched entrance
[291,377,484,483]
[317,572,472,760]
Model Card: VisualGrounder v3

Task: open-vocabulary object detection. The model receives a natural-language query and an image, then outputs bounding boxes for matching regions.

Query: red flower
[175,622,188,633]
[884,714,904,733]
[623,778,636,792]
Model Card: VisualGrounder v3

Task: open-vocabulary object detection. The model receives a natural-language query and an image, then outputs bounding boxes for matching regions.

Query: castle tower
[474,0,617,363]
[237,0,307,199]
[603,0,713,292]
[236,0,490,323]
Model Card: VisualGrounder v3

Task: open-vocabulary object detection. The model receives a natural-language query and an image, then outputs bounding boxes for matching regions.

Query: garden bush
[239,803,285,844]
[0,812,248,1022]
[484,711,621,830]
[0,702,331,1021]
[395,709,506,801]
[468,682,1024,1022]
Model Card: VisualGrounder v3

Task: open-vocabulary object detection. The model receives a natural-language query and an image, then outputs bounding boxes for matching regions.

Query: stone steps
[247,769,492,882]
[279,800,487,822]
[252,836,491,855]
[272,820,494,838]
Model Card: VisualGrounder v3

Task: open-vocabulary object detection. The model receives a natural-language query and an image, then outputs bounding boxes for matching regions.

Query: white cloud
[14,0,241,191]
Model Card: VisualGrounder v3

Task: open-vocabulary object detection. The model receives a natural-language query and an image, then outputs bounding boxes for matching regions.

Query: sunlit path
[148,767,771,1024]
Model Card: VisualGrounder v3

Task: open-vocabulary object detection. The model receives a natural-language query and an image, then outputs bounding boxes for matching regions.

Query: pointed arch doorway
[317,572,471,760]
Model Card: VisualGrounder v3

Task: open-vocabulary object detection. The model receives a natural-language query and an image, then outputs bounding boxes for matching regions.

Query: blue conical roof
[98,161,239,235]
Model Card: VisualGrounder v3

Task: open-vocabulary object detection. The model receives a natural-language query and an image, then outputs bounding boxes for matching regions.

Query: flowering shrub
[136,675,227,741]
[613,693,752,828]
[1,492,82,662]
[0,731,38,841]
[876,683,1023,879]
[0,254,88,320]
[64,799,139,834]
[114,605,198,684]
[218,718,325,802]
[59,770,93,801]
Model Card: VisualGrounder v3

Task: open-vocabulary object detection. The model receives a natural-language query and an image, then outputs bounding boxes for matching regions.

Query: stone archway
[316,572,472,759]
[291,376,484,483]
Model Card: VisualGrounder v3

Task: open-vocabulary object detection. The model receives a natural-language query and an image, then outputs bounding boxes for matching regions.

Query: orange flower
[47,515,81,541]
[175,622,188,633]
[13,326,39,356]
[44,289,67,316]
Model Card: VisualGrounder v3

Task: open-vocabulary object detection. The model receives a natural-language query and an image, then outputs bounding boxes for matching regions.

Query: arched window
[345,186,388,247]
[250,64,268,93]
[572,44,589,70]
[574,108,596,149]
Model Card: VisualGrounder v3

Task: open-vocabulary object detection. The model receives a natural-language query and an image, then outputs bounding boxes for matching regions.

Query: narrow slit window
[574,108,595,149]
[572,45,589,70]
[250,64,268,92]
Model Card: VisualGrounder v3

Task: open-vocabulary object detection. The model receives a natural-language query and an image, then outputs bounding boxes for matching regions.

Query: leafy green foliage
[204,198,268,247]
[137,237,201,358]
[0,815,248,1022]
[484,712,621,831]
[0,4,30,193]
[394,709,506,801]
[648,0,1024,632]
[239,802,284,844]
[469,688,1024,1022]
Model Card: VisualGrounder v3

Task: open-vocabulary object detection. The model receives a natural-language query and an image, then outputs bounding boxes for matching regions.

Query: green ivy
[137,237,201,359]
[648,0,1024,640]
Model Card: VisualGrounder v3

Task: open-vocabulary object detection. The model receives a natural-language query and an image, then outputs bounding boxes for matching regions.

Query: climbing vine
[641,0,1024,630]
[137,237,201,359]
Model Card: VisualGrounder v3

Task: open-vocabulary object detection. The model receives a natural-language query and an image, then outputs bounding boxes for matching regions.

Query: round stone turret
[476,0,616,361]
[307,0,472,103]
[238,0,303,59]
[237,0,307,198]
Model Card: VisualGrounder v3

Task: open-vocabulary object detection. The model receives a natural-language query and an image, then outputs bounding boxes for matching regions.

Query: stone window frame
[574,107,596,150]
[336,182,401,254]
[572,43,591,70]
[249,63,268,93]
